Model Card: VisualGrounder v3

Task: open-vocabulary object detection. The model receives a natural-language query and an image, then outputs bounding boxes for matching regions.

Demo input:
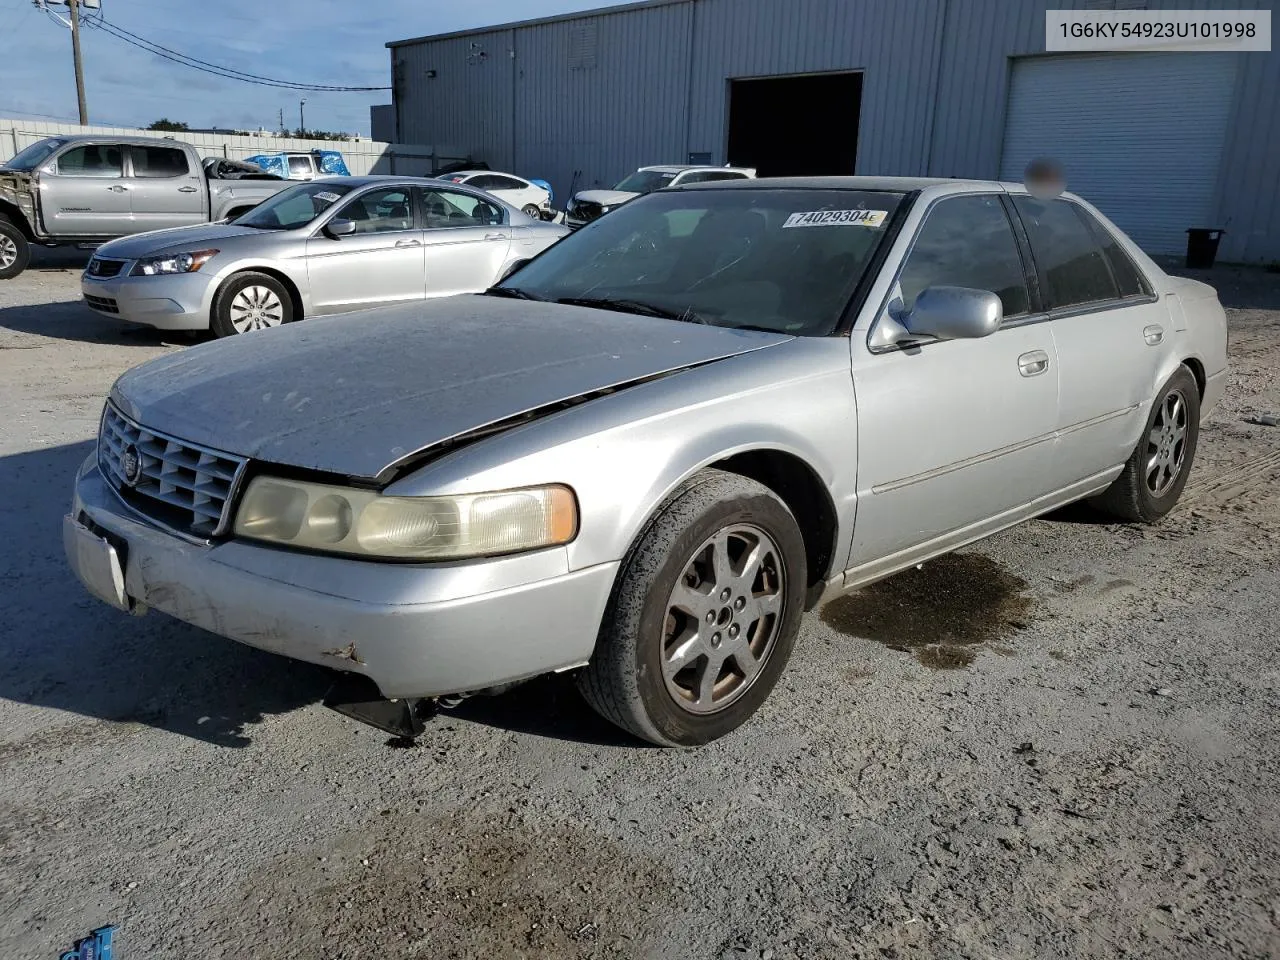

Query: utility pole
[278,107,285,135]
[68,0,89,124]
[299,98,307,137]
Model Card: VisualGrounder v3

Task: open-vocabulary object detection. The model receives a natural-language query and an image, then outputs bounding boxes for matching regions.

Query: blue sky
[0,0,626,135]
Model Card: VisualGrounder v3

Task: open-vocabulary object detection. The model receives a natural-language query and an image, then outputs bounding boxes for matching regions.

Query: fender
[383,338,862,579]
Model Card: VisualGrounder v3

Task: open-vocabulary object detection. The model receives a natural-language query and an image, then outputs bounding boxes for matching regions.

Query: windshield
[613,169,679,194]
[498,188,906,336]
[233,181,355,230]
[3,138,65,172]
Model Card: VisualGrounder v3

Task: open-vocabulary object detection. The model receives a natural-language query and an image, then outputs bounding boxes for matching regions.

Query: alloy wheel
[229,285,285,333]
[0,234,16,271]
[1146,387,1189,497]
[661,524,786,714]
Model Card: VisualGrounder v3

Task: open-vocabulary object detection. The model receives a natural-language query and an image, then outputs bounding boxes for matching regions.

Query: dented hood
[110,296,791,480]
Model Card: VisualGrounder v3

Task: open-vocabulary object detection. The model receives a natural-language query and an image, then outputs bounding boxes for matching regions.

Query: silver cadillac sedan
[64,176,1228,746]
[80,176,567,337]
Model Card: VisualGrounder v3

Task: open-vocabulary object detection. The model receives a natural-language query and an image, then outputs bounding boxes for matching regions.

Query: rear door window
[896,194,1031,319]
[1076,208,1152,298]
[1012,196,1120,309]
[130,145,190,178]
[418,188,504,228]
[288,156,313,177]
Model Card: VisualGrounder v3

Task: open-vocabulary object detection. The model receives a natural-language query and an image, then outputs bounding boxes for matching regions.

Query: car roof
[33,133,195,148]
[444,169,525,180]
[639,165,754,174]
[671,175,1003,192]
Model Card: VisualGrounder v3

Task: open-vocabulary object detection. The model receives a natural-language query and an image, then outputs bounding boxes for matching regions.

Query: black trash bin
[1185,228,1225,269]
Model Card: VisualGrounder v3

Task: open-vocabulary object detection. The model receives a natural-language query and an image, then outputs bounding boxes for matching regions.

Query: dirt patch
[821,553,1034,669]
[210,809,681,959]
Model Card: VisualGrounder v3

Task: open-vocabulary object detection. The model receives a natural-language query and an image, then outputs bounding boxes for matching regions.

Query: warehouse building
[386,0,1278,263]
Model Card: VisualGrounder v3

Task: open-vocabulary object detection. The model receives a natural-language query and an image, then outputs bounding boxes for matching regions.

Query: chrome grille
[84,294,119,314]
[86,257,126,278]
[97,403,247,539]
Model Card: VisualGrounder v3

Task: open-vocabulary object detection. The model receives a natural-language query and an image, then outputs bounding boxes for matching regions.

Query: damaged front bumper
[64,456,618,699]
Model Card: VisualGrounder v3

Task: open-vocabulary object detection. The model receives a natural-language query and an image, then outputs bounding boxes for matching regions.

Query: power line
[84,16,390,92]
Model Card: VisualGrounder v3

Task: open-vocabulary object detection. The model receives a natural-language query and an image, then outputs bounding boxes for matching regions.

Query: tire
[1092,365,1200,523]
[578,469,808,746]
[211,271,294,338]
[0,216,31,280]
[521,204,542,220]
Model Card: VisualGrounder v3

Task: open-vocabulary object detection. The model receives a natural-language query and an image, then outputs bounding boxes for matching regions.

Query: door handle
[107,185,128,193]
[394,239,422,248]
[1018,350,1050,377]
[484,232,506,241]
[178,185,198,193]
[1143,324,1165,345]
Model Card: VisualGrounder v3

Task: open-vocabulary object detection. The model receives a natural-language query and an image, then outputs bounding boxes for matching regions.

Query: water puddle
[821,553,1033,670]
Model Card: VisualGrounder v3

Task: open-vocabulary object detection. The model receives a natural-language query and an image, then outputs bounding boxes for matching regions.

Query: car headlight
[130,249,219,277]
[233,476,578,560]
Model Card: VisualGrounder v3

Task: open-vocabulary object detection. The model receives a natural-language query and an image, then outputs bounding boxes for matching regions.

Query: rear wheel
[0,216,30,280]
[211,271,294,337]
[578,470,807,746]
[1092,366,1200,523]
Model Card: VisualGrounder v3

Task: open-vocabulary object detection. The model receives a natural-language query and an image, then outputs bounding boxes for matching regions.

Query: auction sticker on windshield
[315,191,342,203]
[783,209,887,228]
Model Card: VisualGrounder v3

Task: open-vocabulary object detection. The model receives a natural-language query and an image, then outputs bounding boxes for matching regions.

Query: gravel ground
[1,252,1278,960]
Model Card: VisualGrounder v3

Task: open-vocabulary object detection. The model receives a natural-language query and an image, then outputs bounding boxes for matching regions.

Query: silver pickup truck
[0,134,289,280]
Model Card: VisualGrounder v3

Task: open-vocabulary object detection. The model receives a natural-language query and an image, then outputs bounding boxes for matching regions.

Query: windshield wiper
[555,296,710,325]
[483,286,547,301]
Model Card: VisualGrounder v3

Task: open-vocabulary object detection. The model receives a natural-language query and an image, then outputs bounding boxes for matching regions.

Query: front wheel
[1092,366,1200,523]
[211,271,294,337]
[521,204,542,220]
[578,469,808,746]
[0,216,31,280]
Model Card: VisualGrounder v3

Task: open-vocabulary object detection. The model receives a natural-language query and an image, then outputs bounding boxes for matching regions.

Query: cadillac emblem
[120,444,142,486]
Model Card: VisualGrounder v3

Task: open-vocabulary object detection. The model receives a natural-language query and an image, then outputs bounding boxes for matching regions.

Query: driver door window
[895,194,1031,319]
[334,188,415,234]
[55,144,123,178]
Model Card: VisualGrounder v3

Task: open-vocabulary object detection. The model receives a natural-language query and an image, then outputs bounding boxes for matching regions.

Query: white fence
[0,118,471,177]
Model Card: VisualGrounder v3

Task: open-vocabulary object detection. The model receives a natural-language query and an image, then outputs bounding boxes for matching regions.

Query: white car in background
[566,165,757,229]
[438,170,552,220]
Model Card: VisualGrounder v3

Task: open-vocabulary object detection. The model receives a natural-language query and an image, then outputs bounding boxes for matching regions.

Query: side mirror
[872,285,1002,349]
[325,218,357,238]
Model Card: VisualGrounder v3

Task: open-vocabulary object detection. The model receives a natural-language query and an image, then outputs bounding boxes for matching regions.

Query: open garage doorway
[726,71,861,177]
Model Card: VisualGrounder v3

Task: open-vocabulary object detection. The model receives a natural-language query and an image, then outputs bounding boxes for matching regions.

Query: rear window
[1012,196,1119,309]
[1077,208,1152,299]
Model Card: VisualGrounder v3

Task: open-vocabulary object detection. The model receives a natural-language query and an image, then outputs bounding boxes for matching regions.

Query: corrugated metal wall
[391,0,1279,262]
[687,0,946,177]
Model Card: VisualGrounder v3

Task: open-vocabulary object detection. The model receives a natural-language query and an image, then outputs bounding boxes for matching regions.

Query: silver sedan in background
[80,176,568,337]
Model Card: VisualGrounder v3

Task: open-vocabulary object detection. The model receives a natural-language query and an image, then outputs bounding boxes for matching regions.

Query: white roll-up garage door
[1000,53,1239,256]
